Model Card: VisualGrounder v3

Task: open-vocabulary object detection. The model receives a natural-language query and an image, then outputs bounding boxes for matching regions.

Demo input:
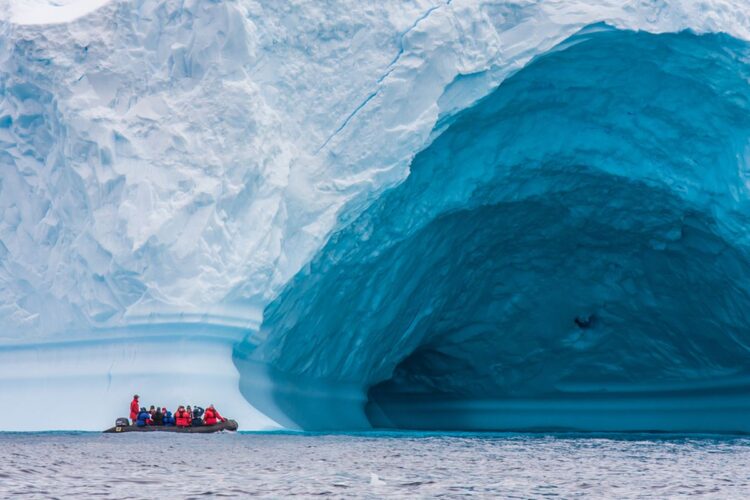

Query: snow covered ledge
[0,325,280,431]
[7,0,113,25]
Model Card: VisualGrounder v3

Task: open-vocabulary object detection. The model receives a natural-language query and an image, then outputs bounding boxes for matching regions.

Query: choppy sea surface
[1,431,749,498]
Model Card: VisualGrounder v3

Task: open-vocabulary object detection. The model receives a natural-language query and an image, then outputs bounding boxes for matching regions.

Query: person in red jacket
[174,405,191,427]
[129,395,140,425]
[203,405,227,426]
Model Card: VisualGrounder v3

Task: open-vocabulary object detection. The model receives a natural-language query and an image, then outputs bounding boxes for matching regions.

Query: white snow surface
[1,0,750,429]
[6,0,112,25]
[2,0,750,340]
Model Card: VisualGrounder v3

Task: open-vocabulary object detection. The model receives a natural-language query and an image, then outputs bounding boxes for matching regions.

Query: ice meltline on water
[2,0,750,431]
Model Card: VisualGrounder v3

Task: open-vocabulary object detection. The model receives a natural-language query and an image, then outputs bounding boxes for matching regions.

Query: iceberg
[1,0,750,431]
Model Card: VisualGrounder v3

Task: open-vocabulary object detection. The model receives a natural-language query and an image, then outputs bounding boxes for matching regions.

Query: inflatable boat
[103,419,238,433]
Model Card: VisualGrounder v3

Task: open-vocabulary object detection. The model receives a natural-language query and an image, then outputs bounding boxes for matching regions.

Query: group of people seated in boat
[129,395,227,428]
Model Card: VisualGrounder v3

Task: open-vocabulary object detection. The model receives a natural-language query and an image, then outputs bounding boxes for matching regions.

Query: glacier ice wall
[2,0,750,339]
[239,25,750,432]
[2,0,750,430]
[0,0,590,338]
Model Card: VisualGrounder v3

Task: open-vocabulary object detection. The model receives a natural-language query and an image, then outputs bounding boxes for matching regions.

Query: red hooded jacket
[204,407,225,426]
[130,398,139,420]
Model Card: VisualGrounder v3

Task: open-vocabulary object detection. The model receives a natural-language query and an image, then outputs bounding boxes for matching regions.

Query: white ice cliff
[1,0,750,431]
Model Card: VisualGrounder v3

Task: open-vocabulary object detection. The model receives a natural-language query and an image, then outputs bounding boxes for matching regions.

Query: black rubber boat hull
[103,420,238,433]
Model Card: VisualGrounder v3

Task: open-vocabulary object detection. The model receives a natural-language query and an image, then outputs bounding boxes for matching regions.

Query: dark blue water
[2,432,749,498]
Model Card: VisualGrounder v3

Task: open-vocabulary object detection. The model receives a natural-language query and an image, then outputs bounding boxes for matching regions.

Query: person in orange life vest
[174,406,191,427]
[203,405,227,426]
[129,395,140,425]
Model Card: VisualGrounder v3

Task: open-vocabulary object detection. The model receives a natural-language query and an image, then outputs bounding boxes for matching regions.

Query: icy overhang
[240,26,750,432]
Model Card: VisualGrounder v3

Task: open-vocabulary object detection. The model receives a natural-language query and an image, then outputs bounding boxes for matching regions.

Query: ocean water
[1,432,749,498]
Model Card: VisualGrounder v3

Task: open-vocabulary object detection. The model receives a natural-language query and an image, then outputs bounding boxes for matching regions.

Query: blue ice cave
[235,25,750,432]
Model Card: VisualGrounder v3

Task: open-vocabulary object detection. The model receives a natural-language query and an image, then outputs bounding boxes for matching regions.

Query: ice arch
[235,25,750,432]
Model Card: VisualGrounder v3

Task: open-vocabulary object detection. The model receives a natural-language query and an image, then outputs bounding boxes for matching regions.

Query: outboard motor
[115,417,130,427]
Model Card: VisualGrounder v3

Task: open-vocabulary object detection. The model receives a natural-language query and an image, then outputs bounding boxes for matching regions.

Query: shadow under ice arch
[234,24,750,432]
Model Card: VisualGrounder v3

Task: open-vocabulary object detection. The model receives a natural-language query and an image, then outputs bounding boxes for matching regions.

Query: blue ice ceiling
[235,25,750,432]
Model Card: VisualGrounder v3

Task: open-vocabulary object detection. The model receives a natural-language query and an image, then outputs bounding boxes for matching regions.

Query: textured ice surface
[2,0,750,430]
[242,26,750,432]
[3,0,750,339]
